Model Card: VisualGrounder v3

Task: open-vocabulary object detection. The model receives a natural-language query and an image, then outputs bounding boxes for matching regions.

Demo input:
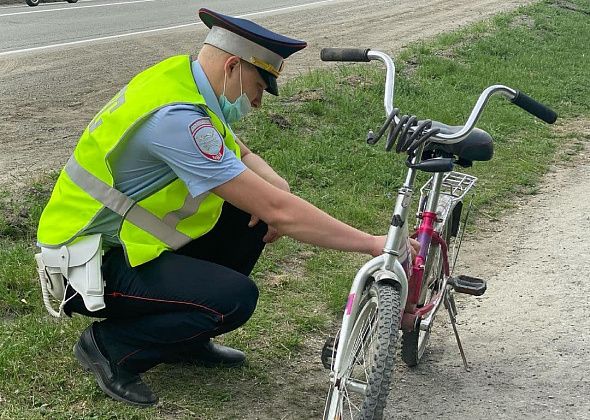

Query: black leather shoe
[193,340,246,367]
[73,325,158,407]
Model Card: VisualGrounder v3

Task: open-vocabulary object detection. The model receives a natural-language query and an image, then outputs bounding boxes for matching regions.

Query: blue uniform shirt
[86,60,247,247]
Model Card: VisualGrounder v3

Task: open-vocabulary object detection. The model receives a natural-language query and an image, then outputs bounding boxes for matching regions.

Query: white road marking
[0,22,199,58]
[0,0,338,57]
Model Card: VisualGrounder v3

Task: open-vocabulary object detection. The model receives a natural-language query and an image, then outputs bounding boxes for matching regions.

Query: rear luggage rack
[420,171,478,201]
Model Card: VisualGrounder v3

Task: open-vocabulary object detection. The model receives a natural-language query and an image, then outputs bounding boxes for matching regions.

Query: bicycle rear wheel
[324,281,401,420]
[401,196,461,367]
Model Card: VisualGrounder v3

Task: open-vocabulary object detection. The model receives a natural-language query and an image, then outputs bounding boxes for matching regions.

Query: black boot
[73,324,158,407]
[192,340,246,367]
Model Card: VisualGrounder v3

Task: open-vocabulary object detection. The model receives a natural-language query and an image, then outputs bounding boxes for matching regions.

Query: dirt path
[386,124,590,419]
[229,122,590,420]
[6,1,588,419]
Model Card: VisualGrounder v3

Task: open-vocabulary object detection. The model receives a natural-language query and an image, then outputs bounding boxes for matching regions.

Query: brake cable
[366,109,440,154]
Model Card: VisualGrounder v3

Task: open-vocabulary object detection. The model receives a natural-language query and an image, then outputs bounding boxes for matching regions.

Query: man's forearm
[241,152,289,192]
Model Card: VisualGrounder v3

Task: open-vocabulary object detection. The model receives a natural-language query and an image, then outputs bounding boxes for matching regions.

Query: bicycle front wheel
[324,281,401,420]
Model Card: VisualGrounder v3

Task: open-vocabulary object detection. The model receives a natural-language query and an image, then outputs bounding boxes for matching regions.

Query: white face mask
[218,61,252,124]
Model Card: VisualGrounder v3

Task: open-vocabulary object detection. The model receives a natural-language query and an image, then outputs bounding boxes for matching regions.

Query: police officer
[37,9,416,407]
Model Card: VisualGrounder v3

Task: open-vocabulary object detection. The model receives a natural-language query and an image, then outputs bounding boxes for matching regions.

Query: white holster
[35,234,105,317]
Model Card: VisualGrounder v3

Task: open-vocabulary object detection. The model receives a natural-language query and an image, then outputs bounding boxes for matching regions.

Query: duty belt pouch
[35,234,105,317]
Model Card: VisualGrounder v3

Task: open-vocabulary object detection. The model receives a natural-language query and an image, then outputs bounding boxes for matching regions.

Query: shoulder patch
[189,118,224,162]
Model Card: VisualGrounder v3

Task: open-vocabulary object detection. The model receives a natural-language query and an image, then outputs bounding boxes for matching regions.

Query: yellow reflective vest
[37,55,240,267]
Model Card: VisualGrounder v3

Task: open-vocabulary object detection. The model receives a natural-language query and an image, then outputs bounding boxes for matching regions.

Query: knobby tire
[324,281,402,420]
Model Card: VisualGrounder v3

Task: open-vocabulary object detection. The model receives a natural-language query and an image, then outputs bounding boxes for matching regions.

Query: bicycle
[318,48,557,420]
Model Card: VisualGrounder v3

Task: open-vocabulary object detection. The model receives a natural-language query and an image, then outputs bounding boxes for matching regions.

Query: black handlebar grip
[511,90,557,124]
[320,48,371,62]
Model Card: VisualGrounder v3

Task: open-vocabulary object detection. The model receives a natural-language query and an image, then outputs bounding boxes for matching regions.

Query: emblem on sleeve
[189,118,225,162]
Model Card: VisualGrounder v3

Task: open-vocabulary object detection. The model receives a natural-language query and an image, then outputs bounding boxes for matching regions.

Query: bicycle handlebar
[320,48,371,62]
[320,48,558,144]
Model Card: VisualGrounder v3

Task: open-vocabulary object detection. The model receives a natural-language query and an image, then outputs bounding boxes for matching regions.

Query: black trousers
[65,203,266,373]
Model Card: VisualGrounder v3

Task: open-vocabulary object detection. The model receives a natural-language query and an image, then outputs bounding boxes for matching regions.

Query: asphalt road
[0,0,338,55]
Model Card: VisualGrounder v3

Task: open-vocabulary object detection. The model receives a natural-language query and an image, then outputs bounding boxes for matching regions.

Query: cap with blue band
[198,8,307,96]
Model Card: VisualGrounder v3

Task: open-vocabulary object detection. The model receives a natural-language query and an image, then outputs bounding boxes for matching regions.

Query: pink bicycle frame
[401,210,450,331]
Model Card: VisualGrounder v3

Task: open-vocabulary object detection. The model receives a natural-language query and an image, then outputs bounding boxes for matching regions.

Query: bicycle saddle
[426,121,494,163]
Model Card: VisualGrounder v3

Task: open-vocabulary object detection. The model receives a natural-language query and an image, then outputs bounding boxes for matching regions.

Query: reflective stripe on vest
[64,156,193,250]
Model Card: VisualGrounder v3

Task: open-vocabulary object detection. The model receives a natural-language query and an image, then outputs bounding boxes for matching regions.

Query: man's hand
[247,174,289,244]
[248,215,280,243]
[370,236,421,260]
[238,141,290,243]
[409,238,420,261]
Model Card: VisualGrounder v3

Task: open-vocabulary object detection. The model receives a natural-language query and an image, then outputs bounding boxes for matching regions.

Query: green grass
[1,0,589,418]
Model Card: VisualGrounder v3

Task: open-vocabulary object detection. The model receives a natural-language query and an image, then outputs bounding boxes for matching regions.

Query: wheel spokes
[338,296,379,418]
